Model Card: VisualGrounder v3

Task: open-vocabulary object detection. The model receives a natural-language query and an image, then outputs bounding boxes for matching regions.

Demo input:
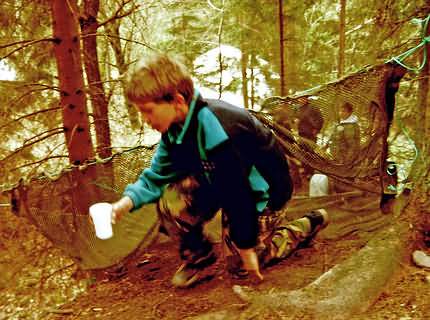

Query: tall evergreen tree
[51,0,94,165]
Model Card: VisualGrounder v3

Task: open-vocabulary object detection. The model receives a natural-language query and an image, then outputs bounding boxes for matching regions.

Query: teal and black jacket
[123,90,292,249]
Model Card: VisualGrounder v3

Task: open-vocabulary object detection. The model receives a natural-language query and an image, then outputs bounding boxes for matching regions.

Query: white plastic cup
[89,202,113,240]
[309,174,329,197]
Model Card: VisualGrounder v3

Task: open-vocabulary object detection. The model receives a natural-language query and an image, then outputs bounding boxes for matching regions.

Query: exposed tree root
[189,222,408,320]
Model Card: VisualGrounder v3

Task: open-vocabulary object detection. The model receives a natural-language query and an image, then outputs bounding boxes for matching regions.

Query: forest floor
[1,201,430,320]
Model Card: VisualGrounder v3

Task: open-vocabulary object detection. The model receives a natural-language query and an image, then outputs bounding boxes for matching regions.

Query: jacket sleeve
[210,141,259,249]
[123,139,178,211]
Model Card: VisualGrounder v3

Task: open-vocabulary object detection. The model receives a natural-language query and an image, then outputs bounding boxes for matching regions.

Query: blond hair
[125,53,194,104]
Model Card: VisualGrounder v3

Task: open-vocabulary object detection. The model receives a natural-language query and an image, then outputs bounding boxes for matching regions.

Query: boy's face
[135,100,178,133]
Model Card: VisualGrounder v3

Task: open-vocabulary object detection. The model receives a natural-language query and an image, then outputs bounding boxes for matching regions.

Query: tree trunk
[369,1,393,65]
[338,0,346,78]
[412,18,430,203]
[278,0,286,96]
[418,20,430,156]
[80,0,112,159]
[240,52,249,109]
[52,0,97,217]
[250,54,256,110]
[51,0,94,165]
[238,9,249,109]
[106,21,141,130]
[217,6,225,99]
[283,2,305,93]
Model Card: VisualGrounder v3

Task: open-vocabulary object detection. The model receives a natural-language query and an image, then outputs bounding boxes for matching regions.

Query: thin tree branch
[207,0,223,11]
[98,0,138,28]
[11,155,68,172]
[0,106,61,131]
[0,38,56,60]
[404,75,430,83]
[6,87,58,111]
[0,37,54,50]
[24,127,64,145]
[16,83,61,91]
[326,18,375,46]
[1,128,64,162]
[13,141,67,178]
[80,32,158,51]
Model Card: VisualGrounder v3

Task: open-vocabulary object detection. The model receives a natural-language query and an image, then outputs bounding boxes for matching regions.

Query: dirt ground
[44,228,430,320]
[1,191,429,320]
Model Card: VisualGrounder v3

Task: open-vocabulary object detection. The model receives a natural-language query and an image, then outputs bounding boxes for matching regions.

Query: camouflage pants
[222,210,315,274]
[157,176,315,270]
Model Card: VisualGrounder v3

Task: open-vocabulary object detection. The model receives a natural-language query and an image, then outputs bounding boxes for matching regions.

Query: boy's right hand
[238,248,264,282]
[111,196,134,224]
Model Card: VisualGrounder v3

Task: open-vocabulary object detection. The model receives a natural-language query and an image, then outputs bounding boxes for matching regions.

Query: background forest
[1,0,430,319]
[0,0,429,190]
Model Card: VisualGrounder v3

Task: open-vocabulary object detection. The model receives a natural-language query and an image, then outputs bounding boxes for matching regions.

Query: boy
[111,53,328,288]
[331,102,360,164]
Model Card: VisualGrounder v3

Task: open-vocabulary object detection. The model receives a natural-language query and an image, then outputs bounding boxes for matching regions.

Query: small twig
[45,308,74,315]
[151,295,170,318]
[41,262,76,284]
[207,0,223,11]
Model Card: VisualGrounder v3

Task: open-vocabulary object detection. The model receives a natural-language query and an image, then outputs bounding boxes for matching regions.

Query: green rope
[388,15,430,72]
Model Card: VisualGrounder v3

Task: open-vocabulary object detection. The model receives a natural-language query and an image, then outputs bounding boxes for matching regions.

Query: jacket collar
[167,88,202,144]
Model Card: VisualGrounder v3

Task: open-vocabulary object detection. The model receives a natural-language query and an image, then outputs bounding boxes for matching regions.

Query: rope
[388,15,430,72]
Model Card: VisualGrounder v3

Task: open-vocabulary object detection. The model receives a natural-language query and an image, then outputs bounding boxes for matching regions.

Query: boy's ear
[174,92,186,105]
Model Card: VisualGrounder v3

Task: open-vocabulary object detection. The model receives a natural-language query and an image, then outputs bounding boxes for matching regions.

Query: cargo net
[255,62,405,196]
[4,62,406,270]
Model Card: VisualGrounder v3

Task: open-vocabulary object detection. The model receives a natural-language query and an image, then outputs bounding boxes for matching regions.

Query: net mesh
[255,62,405,194]
[2,62,406,270]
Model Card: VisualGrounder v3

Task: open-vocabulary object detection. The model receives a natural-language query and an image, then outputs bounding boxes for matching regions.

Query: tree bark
[240,52,249,109]
[81,0,112,159]
[418,20,430,155]
[52,0,98,217]
[278,0,286,96]
[338,0,346,78]
[412,17,430,203]
[106,20,141,130]
[250,54,256,109]
[283,2,305,93]
[51,0,94,165]
[238,10,249,109]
